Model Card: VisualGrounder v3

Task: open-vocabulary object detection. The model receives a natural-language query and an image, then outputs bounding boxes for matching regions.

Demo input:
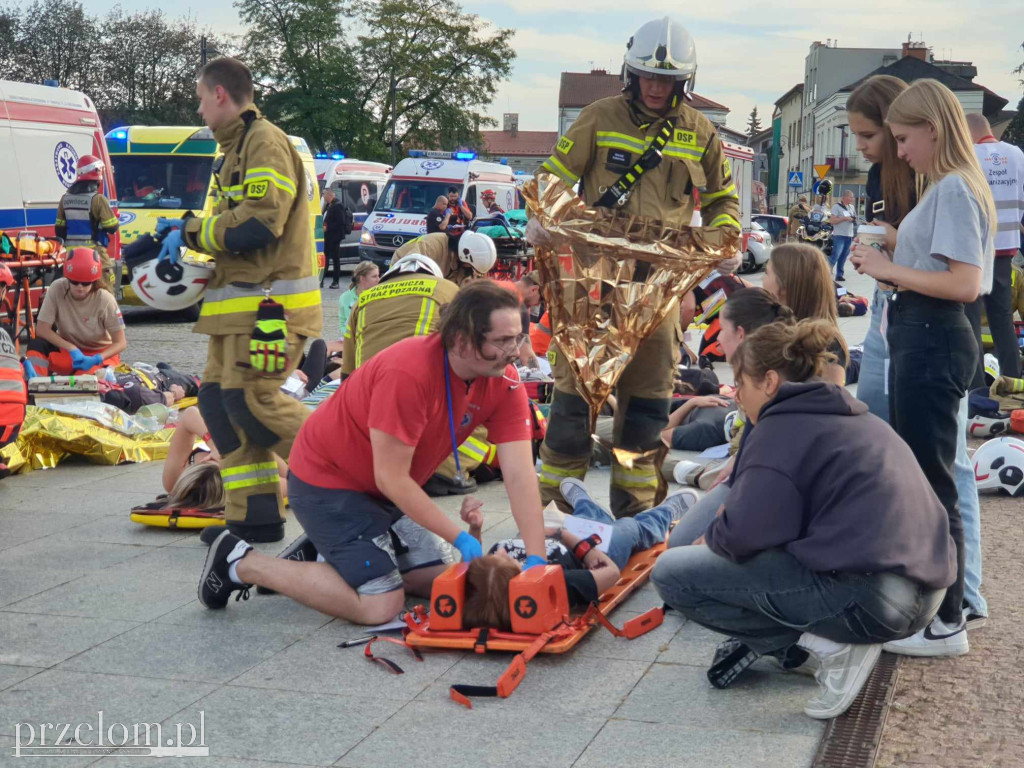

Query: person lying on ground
[26,249,126,376]
[99,371,186,414]
[651,319,955,721]
[195,281,547,626]
[462,478,698,629]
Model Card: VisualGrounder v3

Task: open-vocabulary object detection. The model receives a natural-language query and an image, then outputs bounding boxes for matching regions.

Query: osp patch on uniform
[722,158,732,179]
[556,136,574,155]
[673,129,697,148]
[246,180,270,199]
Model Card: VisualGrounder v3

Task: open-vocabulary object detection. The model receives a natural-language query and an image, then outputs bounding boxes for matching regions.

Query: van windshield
[332,179,385,214]
[111,156,213,211]
[377,179,453,215]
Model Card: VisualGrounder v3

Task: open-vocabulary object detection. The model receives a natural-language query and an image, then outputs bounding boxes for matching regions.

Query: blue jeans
[830,234,853,278]
[651,546,944,654]
[569,497,672,569]
[856,286,893,422]
[956,395,987,616]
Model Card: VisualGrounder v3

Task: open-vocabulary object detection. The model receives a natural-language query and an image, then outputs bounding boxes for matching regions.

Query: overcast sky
[77,0,1022,135]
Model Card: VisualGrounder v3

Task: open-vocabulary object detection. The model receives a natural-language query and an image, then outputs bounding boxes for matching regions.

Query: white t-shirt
[830,202,857,238]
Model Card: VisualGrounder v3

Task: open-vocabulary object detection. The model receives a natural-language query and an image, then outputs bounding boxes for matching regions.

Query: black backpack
[341,204,354,236]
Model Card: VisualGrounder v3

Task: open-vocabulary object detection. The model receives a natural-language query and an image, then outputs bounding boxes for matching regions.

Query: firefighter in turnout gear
[55,155,120,294]
[169,58,322,543]
[532,17,742,517]
[390,231,497,286]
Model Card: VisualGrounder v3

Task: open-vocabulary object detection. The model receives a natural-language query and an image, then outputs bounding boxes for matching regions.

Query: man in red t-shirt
[197,282,548,624]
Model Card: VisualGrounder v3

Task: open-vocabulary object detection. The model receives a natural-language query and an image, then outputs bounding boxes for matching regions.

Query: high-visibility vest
[59,191,99,246]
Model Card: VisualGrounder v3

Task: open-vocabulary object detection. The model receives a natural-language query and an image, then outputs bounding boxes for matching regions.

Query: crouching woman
[651,320,955,720]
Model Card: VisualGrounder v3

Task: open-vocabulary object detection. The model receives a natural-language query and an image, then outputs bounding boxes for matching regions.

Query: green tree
[746,106,763,138]
[9,0,98,91]
[0,4,18,77]
[1001,95,1024,152]
[352,0,514,160]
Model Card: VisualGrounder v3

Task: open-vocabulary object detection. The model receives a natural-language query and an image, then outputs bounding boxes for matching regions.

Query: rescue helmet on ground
[973,436,1024,496]
[131,258,211,312]
[75,155,104,182]
[382,254,444,281]
[623,17,697,95]
[0,263,13,287]
[63,247,102,282]
[457,231,497,274]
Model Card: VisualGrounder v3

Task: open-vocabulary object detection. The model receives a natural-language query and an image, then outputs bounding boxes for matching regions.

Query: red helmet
[482,189,496,198]
[75,154,104,182]
[64,247,102,282]
[0,263,14,287]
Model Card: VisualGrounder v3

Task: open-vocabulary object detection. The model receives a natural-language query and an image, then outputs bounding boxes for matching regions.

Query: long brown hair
[846,75,916,226]
[767,244,848,358]
[463,555,521,630]
[720,287,796,335]
[733,319,838,385]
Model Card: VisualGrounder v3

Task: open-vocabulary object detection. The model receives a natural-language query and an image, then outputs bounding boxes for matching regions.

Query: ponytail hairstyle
[733,319,838,386]
[846,75,916,225]
[165,462,224,509]
[885,79,997,248]
[720,287,796,336]
[463,554,521,631]
[350,260,378,291]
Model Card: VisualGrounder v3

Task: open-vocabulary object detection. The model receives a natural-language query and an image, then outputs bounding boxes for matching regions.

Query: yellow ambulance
[105,125,324,316]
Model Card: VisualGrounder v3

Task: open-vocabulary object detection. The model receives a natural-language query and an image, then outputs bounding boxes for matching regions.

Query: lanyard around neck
[443,350,464,480]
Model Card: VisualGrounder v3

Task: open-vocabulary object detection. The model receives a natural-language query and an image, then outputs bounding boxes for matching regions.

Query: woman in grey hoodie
[652,319,955,721]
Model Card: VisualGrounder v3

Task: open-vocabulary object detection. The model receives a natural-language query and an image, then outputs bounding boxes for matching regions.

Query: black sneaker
[257,534,318,595]
[198,530,254,609]
[329,281,340,289]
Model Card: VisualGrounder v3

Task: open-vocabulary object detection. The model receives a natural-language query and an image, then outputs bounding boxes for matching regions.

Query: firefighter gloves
[249,299,290,375]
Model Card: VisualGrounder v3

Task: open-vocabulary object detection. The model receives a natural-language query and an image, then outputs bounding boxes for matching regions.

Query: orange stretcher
[360,538,668,707]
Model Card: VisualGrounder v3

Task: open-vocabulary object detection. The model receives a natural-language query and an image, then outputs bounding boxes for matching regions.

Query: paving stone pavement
[12,267,1007,767]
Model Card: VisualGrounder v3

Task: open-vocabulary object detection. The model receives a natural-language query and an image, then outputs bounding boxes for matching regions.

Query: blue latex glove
[523,555,548,571]
[155,217,185,236]
[158,228,184,264]
[453,531,482,562]
[83,354,104,370]
[21,358,37,380]
[68,347,87,370]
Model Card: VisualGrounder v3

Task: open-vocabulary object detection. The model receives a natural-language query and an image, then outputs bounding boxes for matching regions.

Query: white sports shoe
[662,488,699,522]
[882,616,969,657]
[799,634,882,720]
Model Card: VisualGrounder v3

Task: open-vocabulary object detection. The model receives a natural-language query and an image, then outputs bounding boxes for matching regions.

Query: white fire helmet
[973,436,1024,496]
[131,258,211,312]
[457,231,497,274]
[382,253,444,281]
[623,18,697,94]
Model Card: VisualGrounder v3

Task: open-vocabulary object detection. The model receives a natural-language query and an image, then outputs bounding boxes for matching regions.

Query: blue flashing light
[454,151,477,161]
[499,157,508,165]
[331,152,345,160]
[105,128,128,140]
[407,150,425,158]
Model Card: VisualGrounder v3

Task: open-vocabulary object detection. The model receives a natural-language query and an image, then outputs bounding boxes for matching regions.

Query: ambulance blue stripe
[0,207,58,228]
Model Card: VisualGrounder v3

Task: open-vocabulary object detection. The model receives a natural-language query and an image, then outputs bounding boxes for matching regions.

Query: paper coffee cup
[857,224,887,251]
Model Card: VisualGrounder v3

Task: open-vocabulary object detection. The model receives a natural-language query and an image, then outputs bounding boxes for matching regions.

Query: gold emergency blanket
[523,173,740,418]
[2,406,173,472]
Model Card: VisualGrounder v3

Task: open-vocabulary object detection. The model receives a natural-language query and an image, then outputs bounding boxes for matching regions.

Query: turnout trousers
[199,333,309,542]
[539,313,679,518]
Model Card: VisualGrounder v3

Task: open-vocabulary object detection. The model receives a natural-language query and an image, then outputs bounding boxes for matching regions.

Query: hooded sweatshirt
[705,381,955,589]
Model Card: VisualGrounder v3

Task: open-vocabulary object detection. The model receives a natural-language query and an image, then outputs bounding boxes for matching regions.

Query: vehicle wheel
[741,251,756,274]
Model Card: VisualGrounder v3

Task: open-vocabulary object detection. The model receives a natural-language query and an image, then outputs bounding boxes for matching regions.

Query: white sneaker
[881,616,969,657]
[661,488,699,522]
[798,634,882,720]
[558,477,591,509]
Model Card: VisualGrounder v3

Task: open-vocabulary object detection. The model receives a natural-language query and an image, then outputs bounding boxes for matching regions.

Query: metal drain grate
[812,651,901,768]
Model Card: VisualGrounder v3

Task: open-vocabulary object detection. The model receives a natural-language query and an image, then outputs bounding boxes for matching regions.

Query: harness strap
[449,629,557,709]
[362,635,423,675]
[594,118,675,209]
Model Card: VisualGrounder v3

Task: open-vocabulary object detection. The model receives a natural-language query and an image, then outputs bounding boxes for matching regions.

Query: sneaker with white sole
[257,534,318,595]
[882,616,969,657]
[559,477,592,509]
[962,604,987,632]
[199,530,253,610]
[661,488,700,523]
[799,636,882,720]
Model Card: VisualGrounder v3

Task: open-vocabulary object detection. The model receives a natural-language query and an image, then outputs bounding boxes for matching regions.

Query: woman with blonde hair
[337,260,380,336]
[762,243,849,385]
[851,78,996,657]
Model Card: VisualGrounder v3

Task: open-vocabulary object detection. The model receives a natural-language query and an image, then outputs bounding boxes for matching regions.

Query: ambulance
[1,79,119,318]
[358,151,517,266]
[106,125,324,316]
[317,157,392,232]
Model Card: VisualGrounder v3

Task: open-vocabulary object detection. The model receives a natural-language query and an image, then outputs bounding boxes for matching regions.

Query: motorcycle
[796,209,833,257]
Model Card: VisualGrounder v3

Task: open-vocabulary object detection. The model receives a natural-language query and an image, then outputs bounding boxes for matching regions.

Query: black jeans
[324,239,343,283]
[887,291,976,624]
[982,256,1020,378]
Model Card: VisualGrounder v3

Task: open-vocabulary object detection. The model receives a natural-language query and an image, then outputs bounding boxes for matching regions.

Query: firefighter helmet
[457,231,497,274]
[382,254,444,281]
[63,247,102,282]
[131,257,211,312]
[75,154,104,182]
[973,436,1024,496]
[623,18,698,94]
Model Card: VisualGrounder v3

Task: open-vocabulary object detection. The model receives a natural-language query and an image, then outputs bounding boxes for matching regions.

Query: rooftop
[480,130,559,157]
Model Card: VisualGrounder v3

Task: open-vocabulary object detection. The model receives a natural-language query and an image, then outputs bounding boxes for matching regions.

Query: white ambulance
[1,79,118,317]
[358,151,517,266]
